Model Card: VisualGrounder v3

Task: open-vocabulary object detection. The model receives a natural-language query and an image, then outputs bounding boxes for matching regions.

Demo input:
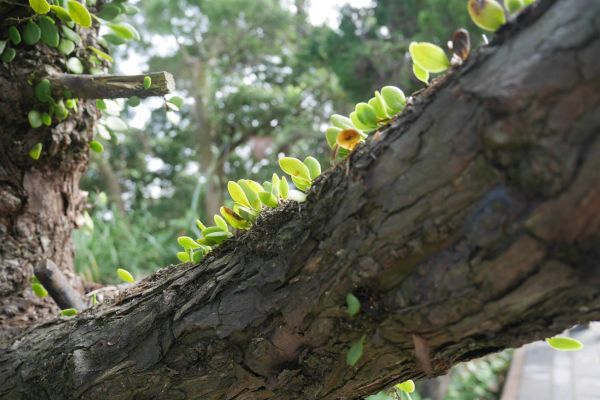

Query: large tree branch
[1,0,599,398]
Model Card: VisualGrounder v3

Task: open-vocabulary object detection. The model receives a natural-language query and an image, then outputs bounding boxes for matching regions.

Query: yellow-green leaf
[143,76,152,89]
[355,102,378,129]
[381,86,406,114]
[176,251,191,262]
[326,126,342,148]
[29,142,43,160]
[88,46,113,63]
[258,190,278,208]
[214,215,229,232]
[29,0,50,14]
[31,283,48,297]
[303,156,321,180]
[409,42,450,73]
[50,5,72,22]
[413,63,429,84]
[278,157,311,181]
[395,380,415,393]
[546,336,583,351]
[177,236,201,250]
[117,268,135,283]
[228,181,251,208]
[67,0,92,28]
[467,0,507,32]
[279,176,289,200]
[60,308,78,317]
[28,111,43,129]
[89,140,104,153]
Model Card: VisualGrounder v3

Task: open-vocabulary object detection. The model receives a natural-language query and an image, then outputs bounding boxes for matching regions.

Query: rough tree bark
[1,0,599,398]
[0,3,172,344]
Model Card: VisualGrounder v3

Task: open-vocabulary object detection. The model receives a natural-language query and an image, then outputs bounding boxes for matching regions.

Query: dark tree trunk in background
[1,0,599,399]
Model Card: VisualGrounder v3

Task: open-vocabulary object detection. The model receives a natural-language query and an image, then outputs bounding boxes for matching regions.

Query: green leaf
[380,86,406,115]
[413,63,429,84]
[49,5,72,22]
[98,4,121,20]
[205,231,232,240]
[103,33,126,45]
[505,0,524,13]
[9,26,21,45]
[220,206,250,230]
[409,42,450,73]
[228,181,252,209]
[326,126,342,148]
[1,48,16,63]
[31,283,48,298]
[395,380,415,393]
[39,16,60,48]
[54,100,69,121]
[177,236,201,250]
[126,96,140,107]
[278,157,311,181]
[346,335,366,366]
[467,0,507,32]
[546,336,583,351]
[258,190,278,208]
[67,0,92,28]
[42,112,52,126]
[60,308,78,317]
[22,21,42,46]
[291,175,311,192]
[34,79,52,103]
[349,111,371,131]
[89,140,104,153]
[122,4,139,15]
[61,26,81,44]
[303,156,321,180]
[104,116,128,131]
[143,76,152,89]
[346,293,360,316]
[176,251,191,262]
[29,0,50,14]
[167,95,184,109]
[28,111,43,128]
[66,57,84,74]
[369,94,389,121]
[29,142,43,160]
[330,114,355,130]
[106,22,140,40]
[196,219,207,231]
[88,46,113,63]
[355,102,378,129]
[58,38,75,55]
[0,40,7,55]
[237,180,261,211]
[116,268,135,283]
[279,176,289,200]
[214,215,229,232]
[96,99,107,110]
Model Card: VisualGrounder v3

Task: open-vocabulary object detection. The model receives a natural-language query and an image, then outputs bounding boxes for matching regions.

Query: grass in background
[73,192,180,284]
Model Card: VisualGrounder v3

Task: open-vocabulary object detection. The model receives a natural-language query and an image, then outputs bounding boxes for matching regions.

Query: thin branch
[34,260,86,311]
[50,71,175,99]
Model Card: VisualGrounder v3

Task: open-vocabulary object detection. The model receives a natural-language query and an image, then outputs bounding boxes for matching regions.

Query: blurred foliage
[75,0,477,282]
[444,350,512,400]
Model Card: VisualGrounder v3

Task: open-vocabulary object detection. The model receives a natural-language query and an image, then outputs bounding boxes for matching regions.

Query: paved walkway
[501,322,600,400]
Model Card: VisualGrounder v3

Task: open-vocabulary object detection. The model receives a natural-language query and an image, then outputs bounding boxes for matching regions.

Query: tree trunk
[1,0,599,398]
[0,14,97,343]
[0,4,173,345]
